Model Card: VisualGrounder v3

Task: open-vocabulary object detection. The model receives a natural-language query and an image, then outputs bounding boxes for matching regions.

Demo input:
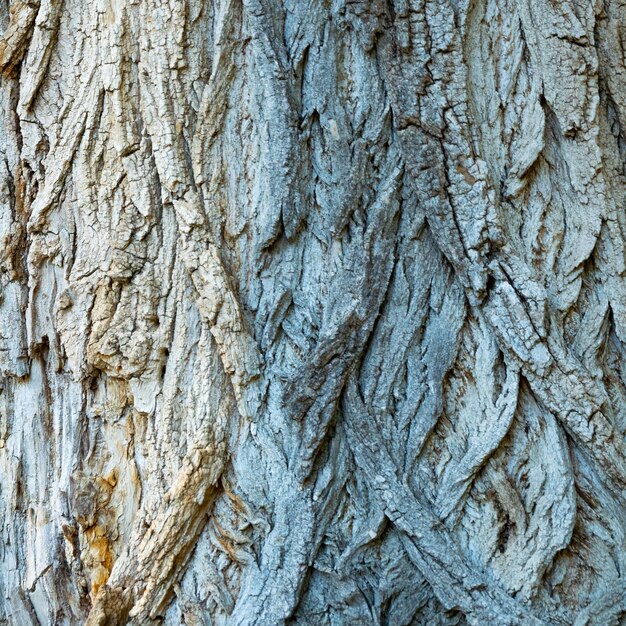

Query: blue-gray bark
[0,0,625,624]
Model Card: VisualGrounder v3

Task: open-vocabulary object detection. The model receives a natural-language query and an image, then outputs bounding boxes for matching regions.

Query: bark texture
[0,0,625,624]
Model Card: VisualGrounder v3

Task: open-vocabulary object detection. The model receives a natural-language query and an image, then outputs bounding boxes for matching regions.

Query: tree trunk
[0,0,625,624]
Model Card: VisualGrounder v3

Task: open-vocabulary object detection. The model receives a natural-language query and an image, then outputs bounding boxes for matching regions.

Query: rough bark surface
[0,0,625,624]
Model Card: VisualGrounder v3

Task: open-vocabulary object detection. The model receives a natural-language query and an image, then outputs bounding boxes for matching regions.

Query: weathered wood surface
[0,0,625,624]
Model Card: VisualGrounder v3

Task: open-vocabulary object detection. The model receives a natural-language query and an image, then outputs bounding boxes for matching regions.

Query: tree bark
[0,0,625,624]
